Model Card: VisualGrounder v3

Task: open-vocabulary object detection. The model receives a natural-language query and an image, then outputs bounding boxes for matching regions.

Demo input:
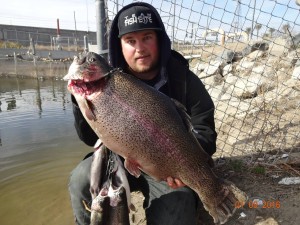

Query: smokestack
[57,18,60,36]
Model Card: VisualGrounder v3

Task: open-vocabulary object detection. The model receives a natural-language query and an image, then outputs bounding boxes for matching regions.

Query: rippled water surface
[0,77,91,225]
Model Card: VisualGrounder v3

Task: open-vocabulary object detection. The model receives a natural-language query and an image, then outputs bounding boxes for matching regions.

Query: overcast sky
[0,0,98,31]
[1,0,299,39]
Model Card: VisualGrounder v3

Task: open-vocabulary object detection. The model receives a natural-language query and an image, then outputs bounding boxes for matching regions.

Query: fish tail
[90,211,105,225]
[203,179,248,225]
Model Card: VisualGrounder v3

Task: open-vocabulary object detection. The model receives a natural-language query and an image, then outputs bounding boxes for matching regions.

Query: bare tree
[269,27,275,38]
[282,23,291,34]
[245,27,252,35]
[254,23,262,38]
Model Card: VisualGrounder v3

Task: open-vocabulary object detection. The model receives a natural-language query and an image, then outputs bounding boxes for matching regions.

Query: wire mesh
[106,0,300,162]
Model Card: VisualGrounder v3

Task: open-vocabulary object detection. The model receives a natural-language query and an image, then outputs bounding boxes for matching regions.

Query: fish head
[63,52,111,99]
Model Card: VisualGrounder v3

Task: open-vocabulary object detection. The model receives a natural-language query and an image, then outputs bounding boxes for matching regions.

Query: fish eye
[89,57,96,62]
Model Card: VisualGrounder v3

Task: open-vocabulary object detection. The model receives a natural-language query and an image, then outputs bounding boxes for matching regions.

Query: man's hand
[166,177,186,189]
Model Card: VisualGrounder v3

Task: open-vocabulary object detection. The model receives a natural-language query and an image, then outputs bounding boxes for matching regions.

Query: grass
[229,159,244,172]
[0,40,23,49]
[251,165,266,174]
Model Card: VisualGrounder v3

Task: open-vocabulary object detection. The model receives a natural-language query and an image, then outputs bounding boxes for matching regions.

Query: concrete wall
[0,24,97,48]
[0,48,77,59]
[0,58,71,78]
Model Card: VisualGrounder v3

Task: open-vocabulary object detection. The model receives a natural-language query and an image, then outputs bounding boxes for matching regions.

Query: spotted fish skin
[64,52,247,224]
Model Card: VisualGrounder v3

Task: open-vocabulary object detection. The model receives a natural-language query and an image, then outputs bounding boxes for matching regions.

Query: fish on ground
[89,141,131,225]
[90,185,130,225]
[64,52,248,225]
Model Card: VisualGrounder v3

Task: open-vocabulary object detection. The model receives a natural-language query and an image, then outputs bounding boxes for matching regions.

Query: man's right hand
[166,177,186,189]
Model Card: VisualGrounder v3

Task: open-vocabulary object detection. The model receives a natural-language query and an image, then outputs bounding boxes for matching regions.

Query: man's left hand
[166,177,186,189]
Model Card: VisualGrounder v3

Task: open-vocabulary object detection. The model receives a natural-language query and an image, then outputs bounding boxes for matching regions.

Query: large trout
[64,52,247,224]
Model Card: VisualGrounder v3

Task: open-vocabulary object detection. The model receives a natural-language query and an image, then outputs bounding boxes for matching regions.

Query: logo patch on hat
[124,13,153,27]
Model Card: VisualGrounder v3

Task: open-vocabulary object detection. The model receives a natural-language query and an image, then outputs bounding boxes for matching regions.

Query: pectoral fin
[171,98,192,129]
[124,159,141,178]
[83,98,96,121]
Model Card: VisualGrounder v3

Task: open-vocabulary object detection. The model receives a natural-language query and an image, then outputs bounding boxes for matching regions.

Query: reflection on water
[0,77,91,225]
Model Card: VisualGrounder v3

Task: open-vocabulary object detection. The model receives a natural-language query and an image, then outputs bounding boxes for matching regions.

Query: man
[69,2,217,225]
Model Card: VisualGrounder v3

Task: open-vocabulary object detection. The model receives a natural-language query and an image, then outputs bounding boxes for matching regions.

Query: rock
[222,64,232,75]
[204,60,223,75]
[218,50,243,63]
[228,74,267,99]
[193,62,207,74]
[207,85,224,102]
[195,60,224,86]
[291,32,300,49]
[246,50,265,61]
[278,177,300,185]
[236,59,255,71]
[252,65,267,75]
[254,217,279,225]
[224,74,238,87]
[200,73,224,86]
[269,37,290,57]
[292,66,300,79]
[242,42,269,56]
[286,50,300,66]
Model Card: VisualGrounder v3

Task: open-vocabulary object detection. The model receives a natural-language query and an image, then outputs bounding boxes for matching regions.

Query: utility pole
[74,11,78,51]
[251,0,256,39]
[172,0,176,49]
[95,0,108,59]
[232,0,242,33]
[86,0,90,32]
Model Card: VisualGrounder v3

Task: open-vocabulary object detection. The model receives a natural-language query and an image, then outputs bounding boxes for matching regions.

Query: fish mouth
[68,78,105,98]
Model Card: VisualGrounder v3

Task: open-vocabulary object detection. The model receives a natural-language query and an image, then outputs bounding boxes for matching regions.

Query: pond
[0,77,92,225]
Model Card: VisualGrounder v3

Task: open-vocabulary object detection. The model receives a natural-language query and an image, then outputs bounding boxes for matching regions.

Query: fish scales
[64,52,247,224]
[89,71,211,181]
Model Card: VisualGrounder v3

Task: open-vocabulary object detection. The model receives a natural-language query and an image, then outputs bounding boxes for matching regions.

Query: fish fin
[171,98,193,132]
[203,180,248,225]
[94,139,103,149]
[84,99,96,121]
[171,98,214,168]
[90,146,108,200]
[124,159,141,178]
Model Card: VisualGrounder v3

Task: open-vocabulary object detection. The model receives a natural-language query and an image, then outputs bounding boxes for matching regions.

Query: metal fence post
[95,0,108,59]
[84,35,89,52]
[29,36,36,55]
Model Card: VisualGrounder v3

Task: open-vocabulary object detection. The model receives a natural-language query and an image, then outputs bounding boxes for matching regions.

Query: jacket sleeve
[186,71,217,156]
[71,95,99,147]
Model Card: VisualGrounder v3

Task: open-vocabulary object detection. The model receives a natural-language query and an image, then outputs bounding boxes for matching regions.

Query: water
[0,77,91,225]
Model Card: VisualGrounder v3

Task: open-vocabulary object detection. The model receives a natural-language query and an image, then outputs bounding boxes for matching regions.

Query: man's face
[120,30,159,79]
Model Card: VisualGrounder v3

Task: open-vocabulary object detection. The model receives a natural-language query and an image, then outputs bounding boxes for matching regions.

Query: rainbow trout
[90,142,130,225]
[64,52,247,224]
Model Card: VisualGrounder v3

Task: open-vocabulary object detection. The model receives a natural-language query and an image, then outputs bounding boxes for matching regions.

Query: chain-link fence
[1,0,298,163]
[106,0,300,162]
[0,26,96,51]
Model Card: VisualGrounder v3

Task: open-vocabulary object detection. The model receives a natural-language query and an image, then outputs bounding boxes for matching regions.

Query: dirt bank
[129,151,300,225]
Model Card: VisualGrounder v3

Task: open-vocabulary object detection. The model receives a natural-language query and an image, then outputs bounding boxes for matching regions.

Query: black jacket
[72,2,217,156]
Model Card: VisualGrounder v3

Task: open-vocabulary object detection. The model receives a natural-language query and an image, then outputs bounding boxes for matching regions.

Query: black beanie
[118,5,162,37]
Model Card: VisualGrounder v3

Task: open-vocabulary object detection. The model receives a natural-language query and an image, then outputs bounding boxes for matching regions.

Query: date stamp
[235,199,281,209]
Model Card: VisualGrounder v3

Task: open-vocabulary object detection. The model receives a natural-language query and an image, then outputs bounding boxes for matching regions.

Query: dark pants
[68,153,198,225]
